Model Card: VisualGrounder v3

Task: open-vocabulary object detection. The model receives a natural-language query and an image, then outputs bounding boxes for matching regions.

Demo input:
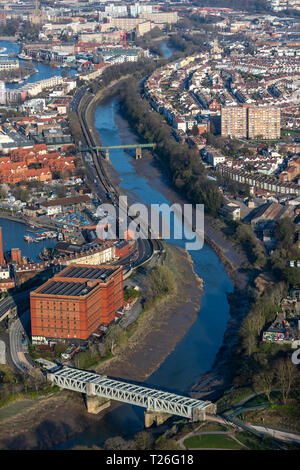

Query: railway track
[78,94,115,199]
[74,89,155,266]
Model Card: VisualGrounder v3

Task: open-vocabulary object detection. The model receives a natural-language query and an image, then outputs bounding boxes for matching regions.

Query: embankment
[0,243,204,450]
[95,243,204,381]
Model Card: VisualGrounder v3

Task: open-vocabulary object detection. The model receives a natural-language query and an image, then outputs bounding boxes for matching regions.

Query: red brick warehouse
[30,264,124,344]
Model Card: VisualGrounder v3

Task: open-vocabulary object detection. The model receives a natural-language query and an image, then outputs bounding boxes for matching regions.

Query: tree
[12,186,29,203]
[148,265,175,299]
[253,369,275,403]
[96,341,107,358]
[283,266,300,288]
[55,184,67,198]
[274,218,295,248]
[274,358,298,404]
[28,368,45,393]
[134,431,154,450]
[0,184,8,199]
[103,436,134,450]
[191,124,199,136]
[105,325,127,355]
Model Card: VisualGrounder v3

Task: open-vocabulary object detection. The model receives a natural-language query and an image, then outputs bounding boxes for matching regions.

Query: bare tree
[105,325,126,355]
[274,358,298,404]
[253,369,275,403]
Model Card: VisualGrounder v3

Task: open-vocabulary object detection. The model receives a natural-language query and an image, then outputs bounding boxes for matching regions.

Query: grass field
[183,434,244,450]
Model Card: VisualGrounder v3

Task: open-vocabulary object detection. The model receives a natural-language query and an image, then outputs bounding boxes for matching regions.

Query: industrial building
[30,264,124,344]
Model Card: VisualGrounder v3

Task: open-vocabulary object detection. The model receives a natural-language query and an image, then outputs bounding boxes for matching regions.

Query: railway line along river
[51,93,234,449]
[0,41,237,448]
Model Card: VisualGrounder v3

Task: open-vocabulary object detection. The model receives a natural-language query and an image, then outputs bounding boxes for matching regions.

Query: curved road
[72,84,154,270]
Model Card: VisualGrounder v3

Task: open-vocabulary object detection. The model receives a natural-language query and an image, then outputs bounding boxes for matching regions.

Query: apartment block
[221,105,281,140]
[248,106,281,140]
[221,106,248,139]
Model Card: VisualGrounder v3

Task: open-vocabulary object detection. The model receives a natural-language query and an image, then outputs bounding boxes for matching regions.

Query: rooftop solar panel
[60,266,118,280]
[39,281,94,297]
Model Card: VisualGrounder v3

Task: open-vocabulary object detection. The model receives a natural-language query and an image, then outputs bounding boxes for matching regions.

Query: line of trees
[191,0,269,13]
[118,79,222,215]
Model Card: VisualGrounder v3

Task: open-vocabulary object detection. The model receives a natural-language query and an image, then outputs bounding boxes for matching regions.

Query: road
[73,83,154,271]
[9,312,32,373]
[0,296,17,322]
[251,425,300,445]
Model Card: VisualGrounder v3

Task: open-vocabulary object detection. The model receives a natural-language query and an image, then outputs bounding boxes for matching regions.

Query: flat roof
[61,266,118,280]
[39,280,95,297]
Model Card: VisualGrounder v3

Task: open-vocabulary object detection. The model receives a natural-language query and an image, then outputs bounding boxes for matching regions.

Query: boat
[18,52,32,60]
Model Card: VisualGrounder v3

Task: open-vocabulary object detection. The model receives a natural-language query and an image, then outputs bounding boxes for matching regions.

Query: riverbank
[127,147,250,400]
[87,87,251,401]
[0,211,59,232]
[95,243,204,381]
[87,82,248,289]
[0,243,204,449]
[0,392,102,450]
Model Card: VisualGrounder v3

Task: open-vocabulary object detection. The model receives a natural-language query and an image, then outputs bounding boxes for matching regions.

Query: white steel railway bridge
[46,365,216,422]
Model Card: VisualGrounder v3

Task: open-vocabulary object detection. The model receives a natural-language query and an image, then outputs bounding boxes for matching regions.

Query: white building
[0,59,19,71]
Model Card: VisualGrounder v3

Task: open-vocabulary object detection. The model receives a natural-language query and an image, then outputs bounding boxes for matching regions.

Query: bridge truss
[92,144,155,150]
[48,367,213,419]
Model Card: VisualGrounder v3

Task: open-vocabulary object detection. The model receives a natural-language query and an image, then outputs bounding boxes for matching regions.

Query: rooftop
[61,265,119,280]
[39,280,95,297]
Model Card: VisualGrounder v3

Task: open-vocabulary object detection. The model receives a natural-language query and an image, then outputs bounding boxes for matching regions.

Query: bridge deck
[93,144,155,150]
[48,366,213,419]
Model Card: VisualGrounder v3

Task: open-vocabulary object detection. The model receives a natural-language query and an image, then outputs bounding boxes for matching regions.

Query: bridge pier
[135,148,142,160]
[144,410,172,428]
[192,403,217,422]
[85,382,111,414]
[86,395,111,414]
[105,148,110,161]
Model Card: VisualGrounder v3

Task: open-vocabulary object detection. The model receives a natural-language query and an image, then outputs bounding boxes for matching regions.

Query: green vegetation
[235,223,266,268]
[239,394,300,434]
[0,364,19,385]
[268,218,300,287]
[123,264,176,342]
[124,287,141,302]
[237,431,278,450]
[217,387,254,413]
[145,265,175,307]
[197,422,228,432]
[101,429,181,451]
[243,392,281,407]
[0,18,19,36]
[0,362,60,410]
[28,341,68,361]
[154,436,181,450]
[74,346,113,370]
[0,385,59,409]
[119,79,222,215]
[88,59,167,96]
[134,27,165,56]
[183,433,244,449]
[191,0,269,13]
